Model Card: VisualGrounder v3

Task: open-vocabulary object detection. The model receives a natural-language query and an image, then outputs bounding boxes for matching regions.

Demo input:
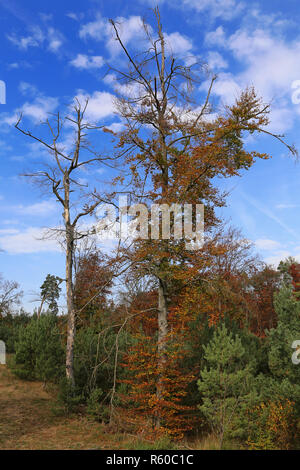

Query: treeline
[1,252,300,448]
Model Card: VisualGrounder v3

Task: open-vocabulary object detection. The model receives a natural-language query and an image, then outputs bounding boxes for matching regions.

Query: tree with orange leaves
[109,7,296,430]
[74,250,113,326]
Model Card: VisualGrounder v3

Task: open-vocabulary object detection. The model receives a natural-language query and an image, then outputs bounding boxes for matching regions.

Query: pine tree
[197,324,258,448]
[13,314,64,382]
[40,274,62,316]
[267,287,300,409]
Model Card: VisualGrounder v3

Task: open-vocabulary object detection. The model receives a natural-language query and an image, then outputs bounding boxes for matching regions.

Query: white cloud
[7,26,44,50]
[164,32,193,56]
[79,14,107,41]
[70,54,104,70]
[255,239,282,251]
[95,168,106,175]
[47,27,64,53]
[28,97,58,122]
[6,25,64,53]
[73,90,116,122]
[18,82,38,96]
[22,96,58,121]
[103,72,143,99]
[229,29,274,60]
[207,51,228,71]
[40,13,53,22]
[1,91,59,127]
[0,227,61,254]
[183,0,243,18]
[8,62,20,69]
[201,72,241,105]
[80,14,153,56]
[203,22,300,132]
[141,0,244,20]
[205,26,226,46]
[80,12,194,63]
[12,201,57,217]
[66,12,84,21]
[106,122,125,133]
[7,61,31,70]
[266,105,295,134]
[227,29,300,102]
[106,16,149,56]
[0,140,12,152]
[265,250,294,267]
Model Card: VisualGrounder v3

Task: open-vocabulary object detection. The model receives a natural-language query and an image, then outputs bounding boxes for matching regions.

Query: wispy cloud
[11,201,58,217]
[7,24,64,53]
[276,203,299,209]
[0,226,61,254]
[7,25,45,50]
[240,191,299,239]
[140,0,245,21]
[1,86,59,127]
[255,238,282,251]
[265,250,294,267]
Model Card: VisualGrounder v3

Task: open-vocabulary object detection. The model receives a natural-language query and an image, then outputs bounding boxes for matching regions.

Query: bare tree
[0,274,23,315]
[15,100,116,386]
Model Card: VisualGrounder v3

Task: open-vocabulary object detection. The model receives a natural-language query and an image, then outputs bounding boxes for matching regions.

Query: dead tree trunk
[15,100,115,387]
[65,179,76,384]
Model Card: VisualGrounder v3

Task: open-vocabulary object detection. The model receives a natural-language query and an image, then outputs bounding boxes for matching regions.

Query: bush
[246,399,296,450]
[86,387,108,422]
[73,324,130,399]
[54,377,84,415]
[12,314,64,382]
[0,311,30,353]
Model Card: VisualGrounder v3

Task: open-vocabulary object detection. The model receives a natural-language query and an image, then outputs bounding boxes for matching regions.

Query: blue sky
[1,0,300,311]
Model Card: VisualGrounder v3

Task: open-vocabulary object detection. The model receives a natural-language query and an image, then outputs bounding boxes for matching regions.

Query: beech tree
[15,100,115,386]
[74,249,113,325]
[109,8,296,426]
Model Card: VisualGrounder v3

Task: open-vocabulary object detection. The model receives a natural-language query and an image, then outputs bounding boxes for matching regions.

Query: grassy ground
[0,364,144,450]
[0,364,225,450]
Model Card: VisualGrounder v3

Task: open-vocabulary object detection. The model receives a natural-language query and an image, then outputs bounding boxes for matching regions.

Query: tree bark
[156,278,168,426]
[64,175,76,386]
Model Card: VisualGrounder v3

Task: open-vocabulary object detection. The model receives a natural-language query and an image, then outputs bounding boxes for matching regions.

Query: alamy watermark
[0,80,6,105]
[95,196,204,250]
[0,340,6,365]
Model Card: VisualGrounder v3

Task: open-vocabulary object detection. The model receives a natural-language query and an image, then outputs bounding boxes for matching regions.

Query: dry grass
[184,433,243,450]
[185,434,221,450]
[0,365,231,450]
[0,365,137,450]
